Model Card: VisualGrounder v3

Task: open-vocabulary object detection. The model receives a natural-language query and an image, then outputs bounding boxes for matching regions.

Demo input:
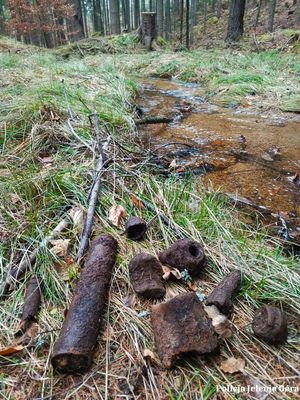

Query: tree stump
[138,12,156,51]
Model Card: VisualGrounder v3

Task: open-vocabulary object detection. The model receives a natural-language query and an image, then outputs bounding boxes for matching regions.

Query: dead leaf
[130,195,144,209]
[50,239,70,257]
[204,304,233,339]
[169,159,177,168]
[39,156,54,166]
[69,207,85,234]
[162,265,181,280]
[187,280,197,291]
[108,205,127,228]
[0,344,24,356]
[220,357,245,374]
[143,349,160,365]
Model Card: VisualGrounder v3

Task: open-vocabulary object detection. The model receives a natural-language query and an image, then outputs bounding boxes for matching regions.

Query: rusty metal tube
[51,234,118,373]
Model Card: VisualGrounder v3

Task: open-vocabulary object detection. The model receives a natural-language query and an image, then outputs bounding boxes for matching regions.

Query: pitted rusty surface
[206,270,241,315]
[51,234,118,373]
[151,292,219,368]
[252,305,288,344]
[159,239,207,277]
[129,253,166,298]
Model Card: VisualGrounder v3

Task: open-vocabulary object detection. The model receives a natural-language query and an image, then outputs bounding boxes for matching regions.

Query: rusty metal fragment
[129,253,165,299]
[51,234,118,373]
[125,216,147,241]
[252,305,288,344]
[158,239,207,277]
[206,270,241,315]
[151,292,219,368]
[20,276,41,331]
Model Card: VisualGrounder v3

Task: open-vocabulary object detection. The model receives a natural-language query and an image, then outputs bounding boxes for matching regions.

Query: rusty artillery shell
[51,234,118,373]
[125,216,147,241]
[206,270,241,315]
[20,276,41,331]
[252,305,288,344]
[158,239,207,277]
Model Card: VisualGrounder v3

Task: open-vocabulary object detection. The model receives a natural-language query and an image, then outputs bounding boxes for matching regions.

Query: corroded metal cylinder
[159,239,207,277]
[252,305,288,344]
[125,216,147,241]
[51,234,118,373]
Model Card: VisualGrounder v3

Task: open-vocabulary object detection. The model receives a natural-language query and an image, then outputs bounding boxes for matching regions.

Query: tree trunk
[156,0,164,37]
[203,0,208,34]
[93,0,104,33]
[68,0,85,40]
[216,0,222,19]
[186,0,190,49]
[267,0,277,32]
[165,0,172,40]
[133,0,140,29]
[139,11,156,50]
[190,0,197,45]
[110,0,121,34]
[179,0,184,44]
[125,0,131,31]
[253,0,262,29]
[225,0,246,42]
[149,0,153,12]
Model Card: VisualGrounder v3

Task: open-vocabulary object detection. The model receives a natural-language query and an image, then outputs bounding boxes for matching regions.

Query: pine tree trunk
[190,0,197,45]
[186,0,190,49]
[225,0,246,42]
[216,0,222,19]
[133,0,140,29]
[267,0,277,32]
[203,0,208,34]
[179,0,184,44]
[253,0,262,29]
[110,0,121,34]
[157,0,164,37]
[93,0,104,33]
[165,0,172,40]
[125,0,131,31]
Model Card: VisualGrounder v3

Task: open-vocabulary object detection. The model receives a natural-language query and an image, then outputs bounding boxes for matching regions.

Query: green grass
[0,37,299,399]
[115,47,300,108]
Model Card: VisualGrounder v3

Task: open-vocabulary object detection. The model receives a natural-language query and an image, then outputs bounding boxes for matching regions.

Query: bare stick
[1,211,73,297]
[76,117,111,263]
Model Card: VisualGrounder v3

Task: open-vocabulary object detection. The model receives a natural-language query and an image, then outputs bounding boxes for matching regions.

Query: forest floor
[0,34,299,399]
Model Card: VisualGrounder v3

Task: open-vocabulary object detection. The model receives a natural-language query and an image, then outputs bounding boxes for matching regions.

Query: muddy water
[137,78,300,221]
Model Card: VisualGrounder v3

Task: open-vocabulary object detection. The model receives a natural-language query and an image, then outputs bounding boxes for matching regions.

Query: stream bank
[137,78,300,242]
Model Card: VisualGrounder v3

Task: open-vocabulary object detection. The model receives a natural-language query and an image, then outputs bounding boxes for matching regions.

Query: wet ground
[137,78,300,230]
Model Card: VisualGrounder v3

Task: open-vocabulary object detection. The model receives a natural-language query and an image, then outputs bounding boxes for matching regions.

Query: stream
[137,78,300,235]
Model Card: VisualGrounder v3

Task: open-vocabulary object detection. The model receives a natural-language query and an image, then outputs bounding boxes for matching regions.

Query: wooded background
[0,0,299,48]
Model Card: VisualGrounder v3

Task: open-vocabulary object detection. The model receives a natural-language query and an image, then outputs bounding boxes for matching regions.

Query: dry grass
[0,40,299,400]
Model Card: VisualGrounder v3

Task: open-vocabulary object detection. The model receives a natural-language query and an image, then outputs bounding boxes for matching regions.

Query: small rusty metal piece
[125,216,147,241]
[252,305,288,344]
[20,276,41,331]
[158,239,207,277]
[206,270,241,315]
[129,253,165,299]
[151,292,219,368]
[51,234,118,373]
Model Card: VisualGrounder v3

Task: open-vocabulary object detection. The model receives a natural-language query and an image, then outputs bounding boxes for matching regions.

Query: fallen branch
[135,115,175,125]
[76,114,111,263]
[1,211,74,297]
